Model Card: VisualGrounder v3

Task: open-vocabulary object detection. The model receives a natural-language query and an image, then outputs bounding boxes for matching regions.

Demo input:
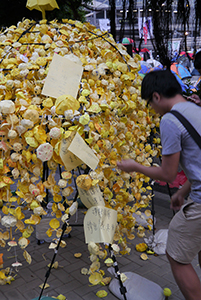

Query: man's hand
[187,94,201,106]
[170,179,191,210]
[117,159,139,173]
[170,192,185,210]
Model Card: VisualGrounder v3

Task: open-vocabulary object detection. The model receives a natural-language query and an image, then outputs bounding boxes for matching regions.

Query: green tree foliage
[47,0,93,22]
[0,1,39,28]
[0,0,92,28]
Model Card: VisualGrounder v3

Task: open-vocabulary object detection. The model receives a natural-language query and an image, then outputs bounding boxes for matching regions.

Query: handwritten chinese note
[60,132,99,171]
[84,206,117,244]
[42,53,83,99]
[77,185,105,208]
[68,132,99,170]
[60,136,83,171]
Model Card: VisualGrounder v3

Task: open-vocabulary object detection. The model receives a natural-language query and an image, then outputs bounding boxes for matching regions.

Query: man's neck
[161,94,186,115]
[168,94,187,110]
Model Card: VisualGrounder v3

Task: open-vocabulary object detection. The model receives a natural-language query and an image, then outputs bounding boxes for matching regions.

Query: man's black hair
[141,69,182,102]
[194,51,201,70]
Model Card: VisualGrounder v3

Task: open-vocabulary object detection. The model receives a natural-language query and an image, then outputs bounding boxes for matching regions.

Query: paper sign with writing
[42,53,83,99]
[60,132,99,172]
[68,132,99,170]
[77,185,105,209]
[60,132,83,171]
[84,206,117,244]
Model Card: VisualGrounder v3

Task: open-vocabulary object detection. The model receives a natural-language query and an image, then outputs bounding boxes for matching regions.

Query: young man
[117,69,201,300]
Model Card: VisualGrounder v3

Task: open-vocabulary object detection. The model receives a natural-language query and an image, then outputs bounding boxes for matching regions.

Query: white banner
[99,19,110,32]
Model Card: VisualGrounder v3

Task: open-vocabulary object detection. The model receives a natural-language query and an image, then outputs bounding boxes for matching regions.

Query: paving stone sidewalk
[0,190,200,300]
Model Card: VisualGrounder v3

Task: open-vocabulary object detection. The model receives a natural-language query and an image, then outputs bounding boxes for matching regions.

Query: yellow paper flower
[89,272,103,285]
[23,250,32,264]
[49,218,60,229]
[79,113,90,125]
[96,290,108,298]
[136,243,148,252]
[55,95,80,114]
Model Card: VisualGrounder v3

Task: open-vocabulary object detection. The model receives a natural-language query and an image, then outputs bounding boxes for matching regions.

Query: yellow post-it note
[42,53,83,99]
[60,133,83,172]
[77,185,105,208]
[68,132,99,170]
[84,206,117,244]
[60,132,99,172]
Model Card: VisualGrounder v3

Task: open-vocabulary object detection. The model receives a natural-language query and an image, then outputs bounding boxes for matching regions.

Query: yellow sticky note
[60,132,99,171]
[68,132,99,170]
[60,134,83,172]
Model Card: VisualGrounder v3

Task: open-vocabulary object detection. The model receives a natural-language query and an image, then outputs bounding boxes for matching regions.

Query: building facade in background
[85,0,198,52]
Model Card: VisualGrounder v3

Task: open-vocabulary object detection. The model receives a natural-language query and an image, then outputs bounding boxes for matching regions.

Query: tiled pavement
[1,188,201,300]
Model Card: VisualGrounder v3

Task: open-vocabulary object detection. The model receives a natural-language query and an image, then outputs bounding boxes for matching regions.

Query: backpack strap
[169,110,201,149]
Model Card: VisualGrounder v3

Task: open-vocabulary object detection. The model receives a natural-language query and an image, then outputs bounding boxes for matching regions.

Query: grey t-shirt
[160,101,201,203]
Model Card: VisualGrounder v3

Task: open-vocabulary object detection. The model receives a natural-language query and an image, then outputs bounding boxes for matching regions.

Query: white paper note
[60,132,99,172]
[77,185,105,208]
[42,53,83,99]
[84,206,117,244]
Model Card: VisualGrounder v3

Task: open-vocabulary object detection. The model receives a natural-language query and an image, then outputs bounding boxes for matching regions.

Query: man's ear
[152,92,161,103]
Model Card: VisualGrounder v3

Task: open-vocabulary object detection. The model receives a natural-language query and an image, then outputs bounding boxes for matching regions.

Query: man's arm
[117,151,180,183]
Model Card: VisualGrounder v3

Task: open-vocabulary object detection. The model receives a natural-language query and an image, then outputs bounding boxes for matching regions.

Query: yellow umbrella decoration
[26,0,59,19]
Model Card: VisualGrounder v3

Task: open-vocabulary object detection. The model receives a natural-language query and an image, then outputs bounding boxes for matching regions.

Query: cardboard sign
[77,185,105,208]
[60,132,99,172]
[84,206,117,244]
[42,53,83,99]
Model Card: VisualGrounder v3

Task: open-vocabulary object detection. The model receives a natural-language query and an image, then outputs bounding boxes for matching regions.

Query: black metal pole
[109,244,127,300]
[109,0,116,41]
[37,221,68,300]
[151,181,155,236]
